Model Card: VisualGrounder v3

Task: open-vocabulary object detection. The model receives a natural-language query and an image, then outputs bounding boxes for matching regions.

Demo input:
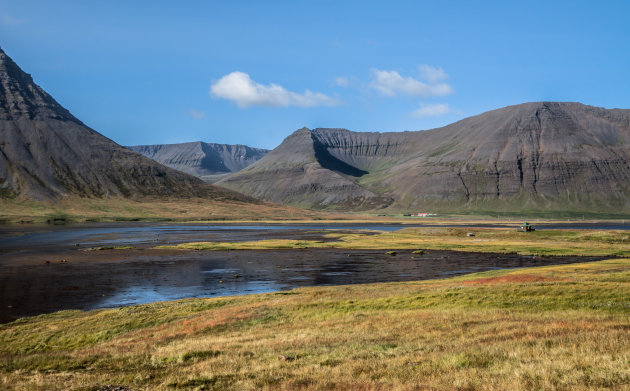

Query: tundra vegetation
[1,228,629,390]
[159,227,630,257]
[0,197,332,224]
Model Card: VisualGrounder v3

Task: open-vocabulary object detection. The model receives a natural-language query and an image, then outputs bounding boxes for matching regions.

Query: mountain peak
[0,47,78,122]
[288,127,311,136]
[0,48,255,202]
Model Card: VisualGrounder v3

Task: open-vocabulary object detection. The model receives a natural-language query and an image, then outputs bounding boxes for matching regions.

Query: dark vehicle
[517,222,535,232]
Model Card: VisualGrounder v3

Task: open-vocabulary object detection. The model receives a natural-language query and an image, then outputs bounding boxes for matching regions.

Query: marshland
[1,223,629,390]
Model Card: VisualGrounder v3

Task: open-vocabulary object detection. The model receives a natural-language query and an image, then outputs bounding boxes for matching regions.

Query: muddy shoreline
[0,244,605,323]
[2,220,630,240]
[0,224,614,323]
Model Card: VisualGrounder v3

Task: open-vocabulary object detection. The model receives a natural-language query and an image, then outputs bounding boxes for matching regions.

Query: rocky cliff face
[128,142,268,182]
[0,46,254,203]
[219,102,630,213]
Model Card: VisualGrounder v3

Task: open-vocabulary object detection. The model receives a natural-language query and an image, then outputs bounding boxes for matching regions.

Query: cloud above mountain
[418,65,449,83]
[370,67,453,97]
[210,71,339,108]
[208,66,458,119]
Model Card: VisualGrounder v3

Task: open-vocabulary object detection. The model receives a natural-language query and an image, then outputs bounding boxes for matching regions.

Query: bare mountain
[218,102,630,214]
[215,128,393,209]
[128,142,268,183]
[0,46,253,203]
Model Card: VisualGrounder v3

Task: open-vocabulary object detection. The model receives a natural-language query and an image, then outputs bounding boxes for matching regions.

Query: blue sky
[1,1,629,149]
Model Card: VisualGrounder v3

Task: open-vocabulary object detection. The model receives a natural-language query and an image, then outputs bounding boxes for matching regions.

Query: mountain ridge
[128,141,268,182]
[217,127,393,210]
[218,102,630,214]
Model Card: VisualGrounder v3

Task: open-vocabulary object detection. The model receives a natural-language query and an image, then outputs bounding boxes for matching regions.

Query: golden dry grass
[4,196,629,225]
[1,258,629,390]
[0,197,337,224]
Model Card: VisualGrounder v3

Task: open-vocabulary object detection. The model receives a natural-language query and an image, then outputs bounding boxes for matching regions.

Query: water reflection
[0,223,615,323]
[0,248,603,323]
[0,224,404,253]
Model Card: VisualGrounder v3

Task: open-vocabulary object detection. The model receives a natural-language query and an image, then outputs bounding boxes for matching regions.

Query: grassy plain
[0,257,629,390]
[160,227,630,257]
[4,195,628,225]
[0,197,333,224]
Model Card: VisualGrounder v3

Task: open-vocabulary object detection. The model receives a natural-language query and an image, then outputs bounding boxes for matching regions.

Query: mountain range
[128,142,268,183]
[216,102,630,214]
[3,45,630,217]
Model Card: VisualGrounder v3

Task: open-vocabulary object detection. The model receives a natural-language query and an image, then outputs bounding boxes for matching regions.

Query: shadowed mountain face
[128,142,268,183]
[219,103,630,213]
[218,128,393,210]
[0,47,254,203]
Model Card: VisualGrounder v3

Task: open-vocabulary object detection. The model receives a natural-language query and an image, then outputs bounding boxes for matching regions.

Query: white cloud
[210,71,339,108]
[370,68,452,97]
[411,103,459,118]
[418,65,448,83]
[187,109,205,119]
[334,76,349,87]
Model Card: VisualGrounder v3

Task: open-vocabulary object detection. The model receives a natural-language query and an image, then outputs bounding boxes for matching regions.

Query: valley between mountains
[3,44,630,219]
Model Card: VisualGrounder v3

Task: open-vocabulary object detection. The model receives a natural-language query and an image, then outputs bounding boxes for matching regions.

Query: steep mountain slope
[0,46,252,203]
[374,102,630,212]
[218,128,393,209]
[128,142,268,182]
[219,103,630,214]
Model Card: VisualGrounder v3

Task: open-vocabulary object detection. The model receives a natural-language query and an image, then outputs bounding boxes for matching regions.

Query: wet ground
[0,224,610,323]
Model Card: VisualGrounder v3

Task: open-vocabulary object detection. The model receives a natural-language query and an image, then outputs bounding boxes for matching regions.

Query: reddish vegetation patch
[80,306,259,356]
[462,274,567,285]
[176,308,257,335]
